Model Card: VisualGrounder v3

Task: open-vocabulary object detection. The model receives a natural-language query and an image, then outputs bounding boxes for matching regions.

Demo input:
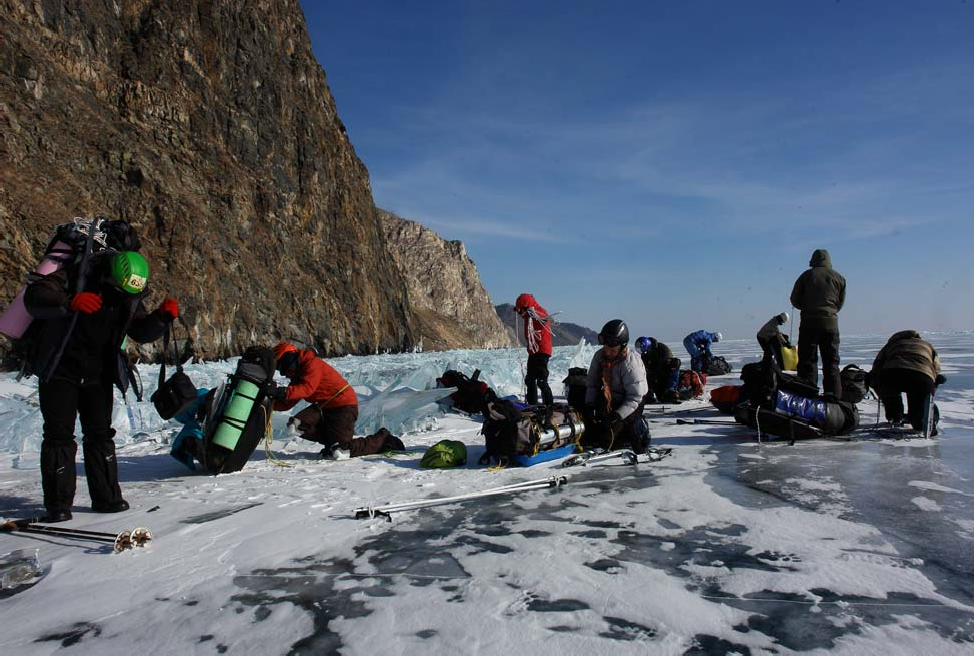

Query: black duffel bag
[151,322,197,420]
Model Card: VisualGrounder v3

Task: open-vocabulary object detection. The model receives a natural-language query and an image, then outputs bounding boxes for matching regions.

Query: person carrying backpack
[24,228,178,523]
[583,320,649,453]
[790,248,846,398]
[869,331,945,433]
[683,329,722,373]
[514,293,553,406]
[635,336,681,403]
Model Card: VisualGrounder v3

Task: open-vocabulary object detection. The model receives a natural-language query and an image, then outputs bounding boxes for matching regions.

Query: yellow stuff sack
[781,345,799,371]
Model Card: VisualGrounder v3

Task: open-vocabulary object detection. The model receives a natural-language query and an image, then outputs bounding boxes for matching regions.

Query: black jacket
[790,249,846,331]
[24,260,166,394]
[641,340,674,372]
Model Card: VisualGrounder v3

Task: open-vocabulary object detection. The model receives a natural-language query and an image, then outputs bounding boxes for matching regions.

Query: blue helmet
[636,336,652,353]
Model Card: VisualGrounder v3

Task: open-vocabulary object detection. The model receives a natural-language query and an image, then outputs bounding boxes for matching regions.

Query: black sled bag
[479,398,582,466]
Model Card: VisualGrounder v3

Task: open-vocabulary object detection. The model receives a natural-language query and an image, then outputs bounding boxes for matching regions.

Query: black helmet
[598,319,629,348]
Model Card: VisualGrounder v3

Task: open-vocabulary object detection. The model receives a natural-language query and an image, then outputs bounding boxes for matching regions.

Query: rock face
[0,0,421,359]
[495,303,599,347]
[381,210,513,351]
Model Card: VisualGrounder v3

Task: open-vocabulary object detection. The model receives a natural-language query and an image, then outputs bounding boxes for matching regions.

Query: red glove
[70,292,102,314]
[158,297,179,322]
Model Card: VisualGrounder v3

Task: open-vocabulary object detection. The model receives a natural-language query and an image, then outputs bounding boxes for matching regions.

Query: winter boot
[82,433,125,510]
[40,440,78,517]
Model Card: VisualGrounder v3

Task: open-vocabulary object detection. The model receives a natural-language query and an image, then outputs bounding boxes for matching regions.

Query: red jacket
[515,293,552,356]
[272,349,357,412]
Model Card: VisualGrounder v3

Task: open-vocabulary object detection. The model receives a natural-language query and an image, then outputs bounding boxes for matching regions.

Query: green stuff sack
[420,440,467,468]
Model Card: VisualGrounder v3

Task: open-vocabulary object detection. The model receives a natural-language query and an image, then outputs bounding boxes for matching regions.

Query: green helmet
[110,251,149,294]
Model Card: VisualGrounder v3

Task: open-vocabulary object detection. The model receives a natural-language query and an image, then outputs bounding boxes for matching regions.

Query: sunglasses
[599,337,624,348]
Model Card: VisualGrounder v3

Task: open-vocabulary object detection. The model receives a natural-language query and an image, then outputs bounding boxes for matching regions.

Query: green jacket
[790,249,846,331]
[872,330,941,384]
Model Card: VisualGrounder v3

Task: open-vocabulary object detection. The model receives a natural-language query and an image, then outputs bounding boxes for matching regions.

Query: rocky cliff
[1,0,422,359]
[495,303,599,347]
[381,210,513,351]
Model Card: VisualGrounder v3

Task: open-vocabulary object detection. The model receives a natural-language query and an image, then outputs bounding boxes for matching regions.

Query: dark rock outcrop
[495,303,599,347]
[381,211,513,351]
[1,0,420,359]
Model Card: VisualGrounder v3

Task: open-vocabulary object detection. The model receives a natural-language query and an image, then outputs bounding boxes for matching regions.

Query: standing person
[869,331,945,433]
[683,329,722,373]
[584,320,649,453]
[756,312,790,371]
[269,342,402,458]
[635,336,681,403]
[790,248,846,397]
[25,227,177,523]
[514,293,553,406]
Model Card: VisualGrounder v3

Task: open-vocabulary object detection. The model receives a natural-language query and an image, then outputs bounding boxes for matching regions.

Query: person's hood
[809,249,832,268]
[515,293,539,311]
[887,329,921,344]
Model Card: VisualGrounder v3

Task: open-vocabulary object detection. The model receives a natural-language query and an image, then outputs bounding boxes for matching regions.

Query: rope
[260,405,291,468]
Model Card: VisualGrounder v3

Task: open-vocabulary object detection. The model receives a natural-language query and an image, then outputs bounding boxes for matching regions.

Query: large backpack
[201,346,276,474]
[706,356,732,376]
[678,370,707,400]
[840,365,869,404]
[436,369,491,415]
[479,399,583,467]
[562,366,589,412]
[709,385,741,413]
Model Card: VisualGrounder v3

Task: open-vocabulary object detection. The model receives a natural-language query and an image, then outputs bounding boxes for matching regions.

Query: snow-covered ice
[1,333,973,654]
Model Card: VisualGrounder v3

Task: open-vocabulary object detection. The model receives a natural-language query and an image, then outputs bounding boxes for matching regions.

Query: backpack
[840,365,869,404]
[706,356,732,376]
[709,385,741,413]
[200,346,276,474]
[420,440,468,468]
[436,369,491,415]
[479,399,582,466]
[562,366,589,412]
[678,370,706,400]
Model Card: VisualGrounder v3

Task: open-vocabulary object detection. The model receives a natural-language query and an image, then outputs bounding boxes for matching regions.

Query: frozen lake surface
[1,333,972,654]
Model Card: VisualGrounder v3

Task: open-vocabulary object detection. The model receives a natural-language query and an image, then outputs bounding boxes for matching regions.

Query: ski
[561,447,673,467]
[561,448,637,467]
[354,475,568,520]
[1,518,152,553]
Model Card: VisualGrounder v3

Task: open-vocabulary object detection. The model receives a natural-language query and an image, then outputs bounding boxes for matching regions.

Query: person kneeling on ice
[583,320,650,453]
[268,342,403,458]
[683,329,721,373]
[635,336,681,404]
[869,331,946,434]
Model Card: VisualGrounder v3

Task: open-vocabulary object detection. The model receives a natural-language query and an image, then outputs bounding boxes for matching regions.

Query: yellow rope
[260,405,291,468]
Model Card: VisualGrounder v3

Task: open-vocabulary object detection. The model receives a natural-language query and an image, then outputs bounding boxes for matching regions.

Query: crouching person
[870,331,945,434]
[269,342,402,458]
[583,320,649,454]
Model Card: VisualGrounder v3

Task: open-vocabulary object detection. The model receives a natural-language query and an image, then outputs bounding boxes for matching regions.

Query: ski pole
[675,418,737,426]
[355,476,567,520]
[369,478,563,512]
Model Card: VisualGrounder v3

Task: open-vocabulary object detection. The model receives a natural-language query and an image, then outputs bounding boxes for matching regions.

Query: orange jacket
[272,349,357,411]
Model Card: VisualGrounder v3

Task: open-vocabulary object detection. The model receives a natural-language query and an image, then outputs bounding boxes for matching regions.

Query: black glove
[608,411,625,438]
[264,382,287,401]
[935,374,946,386]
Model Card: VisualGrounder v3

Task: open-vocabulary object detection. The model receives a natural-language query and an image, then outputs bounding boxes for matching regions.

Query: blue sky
[302,1,973,344]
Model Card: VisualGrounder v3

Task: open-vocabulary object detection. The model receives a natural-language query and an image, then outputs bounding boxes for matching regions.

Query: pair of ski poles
[1,519,152,553]
[354,476,568,521]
